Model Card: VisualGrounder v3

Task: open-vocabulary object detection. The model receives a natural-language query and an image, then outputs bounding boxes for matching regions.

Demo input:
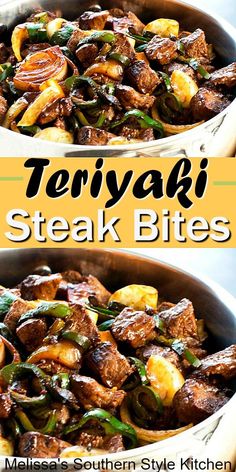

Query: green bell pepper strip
[16,409,57,434]
[159,72,172,92]
[0,290,17,318]
[19,125,41,136]
[153,314,165,333]
[78,31,115,47]
[129,357,149,386]
[130,386,163,422]
[61,331,91,351]
[0,63,14,82]
[10,390,50,409]
[18,302,71,325]
[107,300,126,313]
[128,33,150,44]
[135,44,148,52]
[75,110,106,128]
[65,74,98,92]
[178,55,211,79]
[50,24,76,46]
[156,335,202,368]
[158,92,182,120]
[7,418,22,439]
[108,52,130,66]
[85,303,117,320]
[26,23,48,42]
[49,373,79,409]
[64,408,137,448]
[98,319,115,331]
[0,322,14,341]
[72,97,100,109]
[110,109,164,138]
[0,362,47,386]
[51,373,70,390]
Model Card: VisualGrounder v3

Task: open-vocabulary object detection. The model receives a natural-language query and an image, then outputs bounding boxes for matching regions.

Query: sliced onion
[151,104,204,135]
[34,127,74,143]
[120,398,192,443]
[11,24,29,61]
[84,59,124,81]
[46,18,66,38]
[14,46,68,92]
[0,338,5,368]
[17,80,65,126]
[0,335,21,363]
[2,97,28,129]
[27,340,82,369]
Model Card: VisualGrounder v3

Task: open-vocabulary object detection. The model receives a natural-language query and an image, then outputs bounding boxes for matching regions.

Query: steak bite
[0,393,13,419]
[18,432,71,458]
[173,378,228,424]
[71,374,125,411]
[64,304,100,346]
[67,274,111,305]
[180,29,208,59]
[145,37,178,65]
[112,32,135,61]
[85,341,133,388]
[75,43,99,68]
[16,318,47,352]
[20,273,62,301]
[77,126,116,145]
[164,62,195,80]
[120,126,155,141]
[4,298,32,332]
[192,345,236,381]
[159,298,198,340]
[206,63,236,88]
[67,28,90,52]
[110,11,145,35]
[115,85,155,111]
[137,344,183,372]
[77,431,125,452]
[126,60,161,94]
[190,88,231,121]
[111,307,156,348]
[78,10,109,30]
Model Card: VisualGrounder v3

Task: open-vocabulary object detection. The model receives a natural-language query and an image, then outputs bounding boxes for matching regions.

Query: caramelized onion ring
[151,104,204,135]
[14,46,68,92]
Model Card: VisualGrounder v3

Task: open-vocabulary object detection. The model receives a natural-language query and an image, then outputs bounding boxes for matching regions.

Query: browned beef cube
[173,379,228,424]
[77,432,124,452]
[76,43,99,68]
[0,43,9,63]
[85,341,133,388]
[157,301,175,313]
[67,274,111,305]
[77,126,116,145]
[126,60,160,94]
[180,29,208,59]
[18,432,71,458]
[190,88,231,121]
[61,270,82,284]
[20,273,62,301]
[38,98,73,125]
[207,63,236,88]
[71,374,125,411]
[67,29,89,52]
[164,62,195,80]
[111,307,156,348]
[79,10,109,30]
[0,393,13,419]
[192,345,236,380]
[16,318,47,352]
[116,84,155,111]
[145,37,178,65]
[0,95,7,124]
[137,344,184,372]
[110,11,144,35]
[64,304,100,346]
[120,126,155,141]
[21,42,51,58]
[111,32,135,61]
[159,298,198,339]
[4,299,31,332]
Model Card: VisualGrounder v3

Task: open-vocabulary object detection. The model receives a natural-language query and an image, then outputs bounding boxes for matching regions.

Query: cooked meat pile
[0,7,235,145]
[0,268,235,459]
